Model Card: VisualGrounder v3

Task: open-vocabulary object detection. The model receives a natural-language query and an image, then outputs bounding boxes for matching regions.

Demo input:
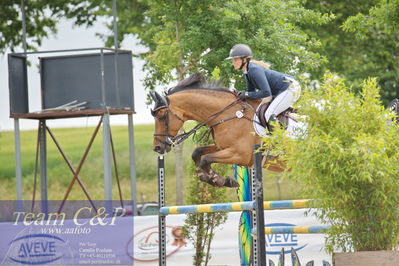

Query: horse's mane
[166,73,234,95]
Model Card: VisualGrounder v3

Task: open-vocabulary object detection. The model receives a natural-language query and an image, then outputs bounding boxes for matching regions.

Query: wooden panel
[334,251,399,266]
[10,109,135,120]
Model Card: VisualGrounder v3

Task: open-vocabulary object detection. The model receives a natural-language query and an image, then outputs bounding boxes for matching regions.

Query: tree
[183,160,228,266]
[110,0,331,90]
[304,0,399,104]
[342,0,399,36]
[182,124,228,266]
[264,73,399,252]
[0,0,101,52]
[342,0,399,103]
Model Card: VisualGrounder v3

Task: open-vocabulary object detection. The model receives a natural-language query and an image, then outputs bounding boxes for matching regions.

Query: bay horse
[150,73,399,188]
[150,73,284,188]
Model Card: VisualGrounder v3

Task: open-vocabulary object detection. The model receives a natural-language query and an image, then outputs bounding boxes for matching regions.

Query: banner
[0,201,331,265]
[0,201,133,265]
[133,209,332,266]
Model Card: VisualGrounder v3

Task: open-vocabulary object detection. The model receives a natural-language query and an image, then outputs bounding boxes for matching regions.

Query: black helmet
[226,44,252,59]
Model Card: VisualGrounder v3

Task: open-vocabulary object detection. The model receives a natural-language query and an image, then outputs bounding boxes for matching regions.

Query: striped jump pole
[160,201,255,215]
[263,199,311,210]
[251,225,331,236]
[159,199,311,215]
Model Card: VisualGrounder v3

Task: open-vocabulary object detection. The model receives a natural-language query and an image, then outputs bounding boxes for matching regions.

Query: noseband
[152,107,185,146]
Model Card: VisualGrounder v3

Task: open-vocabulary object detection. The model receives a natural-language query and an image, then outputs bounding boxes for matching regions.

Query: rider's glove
[237,91,249,100]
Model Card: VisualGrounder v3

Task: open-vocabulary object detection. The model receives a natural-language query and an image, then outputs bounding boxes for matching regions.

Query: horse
[150,73,285,188]
[150,73,399,188]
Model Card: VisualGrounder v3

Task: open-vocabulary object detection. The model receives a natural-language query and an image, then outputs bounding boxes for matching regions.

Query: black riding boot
[267,114,278,133]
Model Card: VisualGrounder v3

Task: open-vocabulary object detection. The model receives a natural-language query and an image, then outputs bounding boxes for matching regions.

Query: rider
[226,44,301,131]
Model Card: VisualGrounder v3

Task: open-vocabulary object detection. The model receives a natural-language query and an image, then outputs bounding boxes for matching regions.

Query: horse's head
[150,91,185,154]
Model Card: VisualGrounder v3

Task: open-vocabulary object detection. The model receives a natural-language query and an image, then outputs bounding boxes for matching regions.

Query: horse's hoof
[208,170,226,187]
[212,177,226,187]
[198,172,209,182]
[206,179,223,188]
[224,177,239,188]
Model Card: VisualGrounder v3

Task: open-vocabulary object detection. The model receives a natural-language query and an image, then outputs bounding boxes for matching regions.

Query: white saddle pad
[252,113,307,139]
[253,113,267,136]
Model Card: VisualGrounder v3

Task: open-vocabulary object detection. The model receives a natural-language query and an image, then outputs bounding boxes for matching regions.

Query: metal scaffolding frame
[11,0,137,215]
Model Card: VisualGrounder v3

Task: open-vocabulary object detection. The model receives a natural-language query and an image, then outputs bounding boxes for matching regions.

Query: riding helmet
[226,44,253,59]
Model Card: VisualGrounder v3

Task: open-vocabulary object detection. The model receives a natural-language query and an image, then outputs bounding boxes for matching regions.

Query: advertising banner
[0,201,331,265]
[0,201,133,265]
[133,209,332,266]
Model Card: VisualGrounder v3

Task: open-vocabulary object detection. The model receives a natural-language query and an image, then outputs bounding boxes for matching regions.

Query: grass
[0,124,302,204]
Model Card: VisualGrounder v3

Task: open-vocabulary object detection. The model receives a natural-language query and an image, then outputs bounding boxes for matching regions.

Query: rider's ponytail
[251,60,271,69]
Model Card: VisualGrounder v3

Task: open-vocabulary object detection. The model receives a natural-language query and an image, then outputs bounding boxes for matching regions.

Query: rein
[154,98,259,146]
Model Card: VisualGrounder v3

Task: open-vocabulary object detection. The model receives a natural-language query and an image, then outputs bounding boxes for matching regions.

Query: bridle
[152,106,185,146]
[152,96,258,147]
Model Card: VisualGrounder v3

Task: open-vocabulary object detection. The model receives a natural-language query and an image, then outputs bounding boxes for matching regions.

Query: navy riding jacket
[244,62,293,99]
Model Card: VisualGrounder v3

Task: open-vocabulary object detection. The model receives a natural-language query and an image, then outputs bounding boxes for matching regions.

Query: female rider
[226,44,301,131]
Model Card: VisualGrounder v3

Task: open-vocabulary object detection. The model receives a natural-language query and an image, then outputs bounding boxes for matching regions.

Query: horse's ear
[149,91,157,103]
[155,91,168,107]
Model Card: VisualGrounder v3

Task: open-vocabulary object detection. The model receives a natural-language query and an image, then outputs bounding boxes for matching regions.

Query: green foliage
[4,1,398,104]
[340,0,399,103]
[110,0,330,91]
[0,0,102,52]
[3,0,330,95]
[304,0,399,104]
[263,73,399,252]
[342,0,399,36]
[182,127,228,266]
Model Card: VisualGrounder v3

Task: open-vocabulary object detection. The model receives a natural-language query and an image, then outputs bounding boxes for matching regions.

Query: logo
[8,234,65,265]
[127,225,187,262]
[265,223,307,255]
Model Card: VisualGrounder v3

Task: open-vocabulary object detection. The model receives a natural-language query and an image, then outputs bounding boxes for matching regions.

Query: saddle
[256,102,294,132]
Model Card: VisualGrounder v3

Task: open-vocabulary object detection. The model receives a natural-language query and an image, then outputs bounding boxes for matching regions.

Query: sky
[0,18,156,131]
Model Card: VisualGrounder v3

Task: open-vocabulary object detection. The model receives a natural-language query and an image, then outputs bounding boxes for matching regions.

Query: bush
[263,73,399,252]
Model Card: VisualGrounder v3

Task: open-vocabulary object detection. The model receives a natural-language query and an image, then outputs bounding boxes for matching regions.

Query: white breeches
[265,78,301,121]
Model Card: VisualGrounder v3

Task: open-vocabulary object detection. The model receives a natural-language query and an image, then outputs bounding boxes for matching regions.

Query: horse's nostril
[154,145,162,152]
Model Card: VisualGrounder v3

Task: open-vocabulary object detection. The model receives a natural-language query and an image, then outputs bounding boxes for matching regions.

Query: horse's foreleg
[191,144,219,167]
[192,145,219,183]
[199,148,246,188]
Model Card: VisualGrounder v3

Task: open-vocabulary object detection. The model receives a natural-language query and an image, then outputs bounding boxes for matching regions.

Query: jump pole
[157,145,266,266]
[160,200,311,215]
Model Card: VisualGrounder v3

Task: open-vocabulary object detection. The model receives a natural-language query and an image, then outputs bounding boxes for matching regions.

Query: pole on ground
[158,156,166,266]
[254,144,266,266]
